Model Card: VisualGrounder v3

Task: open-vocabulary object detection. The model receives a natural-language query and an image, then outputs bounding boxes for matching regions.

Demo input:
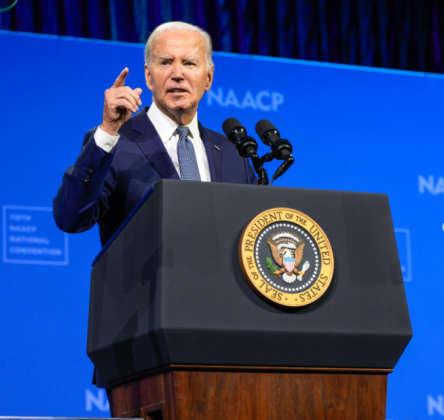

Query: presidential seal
[239,208,334,307]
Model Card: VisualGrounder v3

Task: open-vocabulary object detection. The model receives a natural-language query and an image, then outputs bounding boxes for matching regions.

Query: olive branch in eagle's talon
[266,257,281,277]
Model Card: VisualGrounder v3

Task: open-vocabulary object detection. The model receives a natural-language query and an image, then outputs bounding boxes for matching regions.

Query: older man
[54,21,256,247]
[53,22,256,399]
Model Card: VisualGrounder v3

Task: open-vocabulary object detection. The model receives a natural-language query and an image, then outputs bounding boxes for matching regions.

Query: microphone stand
[248,151,269,185]
[260,153,274,166]
[269,154,294,185]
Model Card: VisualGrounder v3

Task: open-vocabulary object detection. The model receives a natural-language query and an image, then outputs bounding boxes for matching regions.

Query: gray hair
[144,21,214,69]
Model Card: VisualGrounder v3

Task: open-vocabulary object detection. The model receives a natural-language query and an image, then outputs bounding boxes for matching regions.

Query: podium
[87,180,412,419]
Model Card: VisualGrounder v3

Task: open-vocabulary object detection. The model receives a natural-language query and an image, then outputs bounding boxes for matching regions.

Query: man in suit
[53,22,256,401]
[54,21,256,247]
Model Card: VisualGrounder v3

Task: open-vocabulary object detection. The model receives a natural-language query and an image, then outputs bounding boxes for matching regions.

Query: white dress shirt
[94,102,211,182]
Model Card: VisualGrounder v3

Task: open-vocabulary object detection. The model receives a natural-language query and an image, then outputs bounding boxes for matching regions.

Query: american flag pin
[214,145,220,151]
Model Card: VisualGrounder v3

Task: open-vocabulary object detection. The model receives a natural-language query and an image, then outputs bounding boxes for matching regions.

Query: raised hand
[101,68,143,136]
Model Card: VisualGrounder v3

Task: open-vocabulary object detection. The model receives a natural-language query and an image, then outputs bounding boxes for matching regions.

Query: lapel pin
[214,145,220,151]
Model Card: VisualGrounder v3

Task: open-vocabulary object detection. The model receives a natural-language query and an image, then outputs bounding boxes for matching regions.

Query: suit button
[89,166,95,173]
[84,175,91,182]
[82,181,88,188]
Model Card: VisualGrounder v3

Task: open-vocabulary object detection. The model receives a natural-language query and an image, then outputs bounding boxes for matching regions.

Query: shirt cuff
[94,126,120,152]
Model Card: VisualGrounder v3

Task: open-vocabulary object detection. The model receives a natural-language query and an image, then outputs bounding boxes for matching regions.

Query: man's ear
[205,65,215,91]
[145,64,153,91]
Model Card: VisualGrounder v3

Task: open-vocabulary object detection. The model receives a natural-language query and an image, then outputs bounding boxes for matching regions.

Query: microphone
[222,118,268,185]
[255,119,292,160]
[255,119,294,185]
[222,118,258,159]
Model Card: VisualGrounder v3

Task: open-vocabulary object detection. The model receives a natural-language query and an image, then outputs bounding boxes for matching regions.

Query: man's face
[145,31,214,121]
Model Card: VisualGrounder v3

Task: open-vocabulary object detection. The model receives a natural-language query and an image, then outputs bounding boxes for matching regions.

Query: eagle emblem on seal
[267,232,311,284]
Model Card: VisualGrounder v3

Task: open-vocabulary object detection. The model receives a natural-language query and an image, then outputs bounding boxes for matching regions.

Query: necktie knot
[176,126,189,139]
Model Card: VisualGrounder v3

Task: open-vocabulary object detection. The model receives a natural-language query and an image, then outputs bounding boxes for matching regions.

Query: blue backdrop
[0,30,442,419]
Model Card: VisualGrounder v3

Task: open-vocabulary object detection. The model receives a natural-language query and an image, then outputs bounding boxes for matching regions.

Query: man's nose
[171,61,184,80]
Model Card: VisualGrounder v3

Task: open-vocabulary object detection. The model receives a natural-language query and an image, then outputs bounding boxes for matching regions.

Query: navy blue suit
[54,108,256,390]
[54,107,256,246]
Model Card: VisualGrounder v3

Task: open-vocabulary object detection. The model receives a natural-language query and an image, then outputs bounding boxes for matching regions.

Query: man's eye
[161,61,170,65]
[185,62,195,66]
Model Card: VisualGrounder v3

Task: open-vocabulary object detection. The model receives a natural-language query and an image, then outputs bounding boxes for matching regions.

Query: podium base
[110,365,391,420]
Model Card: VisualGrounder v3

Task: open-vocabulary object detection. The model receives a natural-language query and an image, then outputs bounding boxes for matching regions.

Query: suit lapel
[129,108,180,180]
[126,109,221,182]
[199,122,222,182]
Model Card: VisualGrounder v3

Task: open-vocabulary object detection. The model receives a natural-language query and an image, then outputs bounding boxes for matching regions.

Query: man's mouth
[168,89,187,94]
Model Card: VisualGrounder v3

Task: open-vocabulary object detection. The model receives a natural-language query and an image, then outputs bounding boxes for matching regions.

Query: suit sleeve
[53,128,117,233]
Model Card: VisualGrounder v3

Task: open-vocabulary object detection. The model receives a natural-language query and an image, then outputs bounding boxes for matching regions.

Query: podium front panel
[87,180,412,384]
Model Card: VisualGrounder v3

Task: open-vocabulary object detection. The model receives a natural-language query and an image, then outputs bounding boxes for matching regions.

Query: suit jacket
[54,107,257,247]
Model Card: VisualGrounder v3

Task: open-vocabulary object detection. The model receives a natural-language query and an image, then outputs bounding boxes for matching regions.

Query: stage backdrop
[0,30,442,420]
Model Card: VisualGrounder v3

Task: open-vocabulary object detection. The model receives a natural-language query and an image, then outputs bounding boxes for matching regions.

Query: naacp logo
[239,208,334,307]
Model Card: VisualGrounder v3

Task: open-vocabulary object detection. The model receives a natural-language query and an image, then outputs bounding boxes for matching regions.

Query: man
[54,21,256,247]
[53,22,256,392]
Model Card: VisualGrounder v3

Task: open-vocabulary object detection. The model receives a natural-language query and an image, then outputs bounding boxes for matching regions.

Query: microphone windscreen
[222,118,243,137]
[255,119,278,139]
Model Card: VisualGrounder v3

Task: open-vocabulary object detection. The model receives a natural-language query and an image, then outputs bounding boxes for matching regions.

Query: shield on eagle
[283,257,295,273]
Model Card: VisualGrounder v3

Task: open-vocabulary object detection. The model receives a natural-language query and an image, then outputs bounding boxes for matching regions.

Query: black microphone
[222,118,258,159]
[222,118,268,185]
[255,119,294,185]
[255,119,292,160]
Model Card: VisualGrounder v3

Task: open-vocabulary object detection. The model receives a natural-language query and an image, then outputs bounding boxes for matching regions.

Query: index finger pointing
[113,67,129,88]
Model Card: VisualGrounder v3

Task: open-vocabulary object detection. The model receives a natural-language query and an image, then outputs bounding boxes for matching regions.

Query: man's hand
[101,68,143,136]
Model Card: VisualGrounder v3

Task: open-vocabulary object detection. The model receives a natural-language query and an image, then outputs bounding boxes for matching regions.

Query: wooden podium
[110,366,390,419]
[87,180,412,420]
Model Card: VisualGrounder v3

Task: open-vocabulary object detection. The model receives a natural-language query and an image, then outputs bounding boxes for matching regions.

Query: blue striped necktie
[176,126,201,181]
